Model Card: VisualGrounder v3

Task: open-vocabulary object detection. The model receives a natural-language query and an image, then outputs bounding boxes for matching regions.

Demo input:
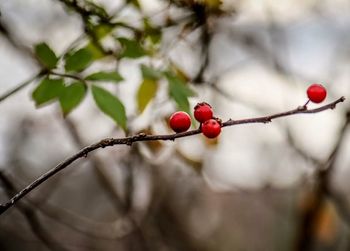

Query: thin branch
[0,71,44,103]
[285,127,321,166]
[49,71,86,84]
[321,110,350,221]
[57,0,109,22]
[0,20,37,60]
[222,96,345,127]
[0,169,134,239]
[295,109,350,251]
[192,21,211,84]
[0,96,345,215]
[0,69,86,103]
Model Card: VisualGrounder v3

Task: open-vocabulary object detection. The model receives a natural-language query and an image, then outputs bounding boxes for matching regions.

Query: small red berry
[194,102,213,123]
[307,84,327,103]
[201,119,221,138]
[169,111,191,133]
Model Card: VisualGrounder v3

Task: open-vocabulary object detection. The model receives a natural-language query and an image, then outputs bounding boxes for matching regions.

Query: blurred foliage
[64,48,94,72]
[2,0,350,250]
[29,0,227,131]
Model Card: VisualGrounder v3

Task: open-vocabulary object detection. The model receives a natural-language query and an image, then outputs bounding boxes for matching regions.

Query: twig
[192,21,211,84]
[0,70,86,104]
[0,20,37,60]
[50,71,86,83]
[0,96,345,215]
[222,96,345,127]
[0,71,44,103]
[321,111,350,223]
[285,127,321,166]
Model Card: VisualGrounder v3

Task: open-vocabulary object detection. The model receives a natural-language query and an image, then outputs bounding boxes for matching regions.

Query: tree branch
[222,96,345,127]
[63,117,127,213]
[295,109,350,250]
[0,71,44,103]
[0,96,345,215]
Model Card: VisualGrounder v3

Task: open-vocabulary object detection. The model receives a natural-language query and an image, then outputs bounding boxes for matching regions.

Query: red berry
[201,119,221,138]
[169,111,191,133]
[307,84,327,103]
[194,102,213,123]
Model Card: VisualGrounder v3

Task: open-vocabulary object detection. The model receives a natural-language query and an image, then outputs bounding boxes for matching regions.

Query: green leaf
[93,24,113,40]
[34,43,58,69]
[141,65,162,80]
[166,72,195,113]
[65,48,93,72]
[59,82,86,116]
[92,85,127,130]
[86,71,123,83]
[85,42,106,59]
[118,38,146,58]
[32,78,65,106]
[137,79,158,113]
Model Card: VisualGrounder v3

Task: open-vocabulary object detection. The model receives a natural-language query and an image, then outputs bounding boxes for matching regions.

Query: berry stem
[303,99,310,108]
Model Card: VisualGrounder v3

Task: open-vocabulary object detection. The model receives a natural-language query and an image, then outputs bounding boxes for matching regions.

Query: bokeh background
[0,0,350,250]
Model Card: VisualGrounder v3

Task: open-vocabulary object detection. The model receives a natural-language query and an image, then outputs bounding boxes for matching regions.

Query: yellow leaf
[137,79,158,113]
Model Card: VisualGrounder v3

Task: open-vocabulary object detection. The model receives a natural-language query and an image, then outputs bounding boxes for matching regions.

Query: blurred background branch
[1,1,350,251]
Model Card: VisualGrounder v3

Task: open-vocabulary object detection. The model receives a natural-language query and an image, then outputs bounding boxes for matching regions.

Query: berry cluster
[169,83,328,139]
[194,103,221,138]
[169,102,221,138]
